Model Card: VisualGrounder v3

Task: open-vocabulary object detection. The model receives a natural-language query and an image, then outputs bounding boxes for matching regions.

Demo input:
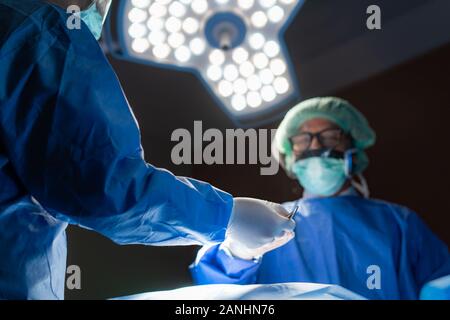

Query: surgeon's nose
[310,136,322,150]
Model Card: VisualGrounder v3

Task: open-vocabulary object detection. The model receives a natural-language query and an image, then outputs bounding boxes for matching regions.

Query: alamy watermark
[367,5,382,30]
[366,264,381,290]
[171,121,279,175]
[63,4,382,34]
[66,264,81,290]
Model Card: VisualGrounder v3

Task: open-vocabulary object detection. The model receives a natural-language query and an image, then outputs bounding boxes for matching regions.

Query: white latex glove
[220,197,296,261]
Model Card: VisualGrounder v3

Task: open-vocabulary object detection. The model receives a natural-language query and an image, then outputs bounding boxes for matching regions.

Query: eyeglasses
[289,128,346,154]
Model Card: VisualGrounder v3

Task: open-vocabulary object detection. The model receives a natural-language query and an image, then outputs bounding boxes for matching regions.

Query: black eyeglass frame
[289,128,349,154]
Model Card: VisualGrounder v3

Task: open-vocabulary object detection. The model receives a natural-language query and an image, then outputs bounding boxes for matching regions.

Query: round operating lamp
[105,0,305,126]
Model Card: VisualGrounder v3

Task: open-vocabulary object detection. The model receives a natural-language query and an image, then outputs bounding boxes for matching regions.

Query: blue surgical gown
[0,0,233,299]
[191,195,450,299]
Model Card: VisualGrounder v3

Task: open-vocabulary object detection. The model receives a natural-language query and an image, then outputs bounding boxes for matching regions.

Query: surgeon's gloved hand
[220,198,296,261]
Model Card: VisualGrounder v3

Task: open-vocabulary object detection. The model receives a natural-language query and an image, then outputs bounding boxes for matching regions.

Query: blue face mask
[80,0,112,40]
[292,156,347,197]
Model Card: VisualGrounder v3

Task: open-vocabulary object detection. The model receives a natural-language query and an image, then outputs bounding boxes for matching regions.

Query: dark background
[65,0,450,299]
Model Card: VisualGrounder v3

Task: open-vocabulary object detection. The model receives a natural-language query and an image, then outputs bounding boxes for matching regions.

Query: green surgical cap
[274,97,376,175]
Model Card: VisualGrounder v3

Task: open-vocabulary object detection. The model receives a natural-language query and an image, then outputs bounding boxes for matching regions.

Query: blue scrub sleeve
[190,244,261,284]
[406,213,450,289]
[0,4,233,246]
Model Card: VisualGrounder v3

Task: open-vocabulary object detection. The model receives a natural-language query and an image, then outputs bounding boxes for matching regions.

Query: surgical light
[231,94,247,111]
[238,0,254,10]
[107,0,305,125]
[190,37,206,55]
[207,65,222,81]
[239,61,255,78]
[224,64,239,82]
[251,11,268,28]
[249,33,265,50]
[209,49,226,65]
[247,91,262,108]
[153,43,171,58]
[182,17,199,34]
[268,6,285,23]
[260,0,276,8]
[232,48,249,64]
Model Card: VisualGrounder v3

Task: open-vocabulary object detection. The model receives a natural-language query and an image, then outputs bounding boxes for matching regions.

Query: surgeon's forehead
[298,118,340,132]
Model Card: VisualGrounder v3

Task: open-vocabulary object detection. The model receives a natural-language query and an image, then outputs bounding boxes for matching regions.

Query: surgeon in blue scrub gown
[191,97,450,300]
[0,0,294,300]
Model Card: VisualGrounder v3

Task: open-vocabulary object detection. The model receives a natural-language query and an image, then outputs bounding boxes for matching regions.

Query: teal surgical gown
[0,0,233,299]
[191,195,450,300]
